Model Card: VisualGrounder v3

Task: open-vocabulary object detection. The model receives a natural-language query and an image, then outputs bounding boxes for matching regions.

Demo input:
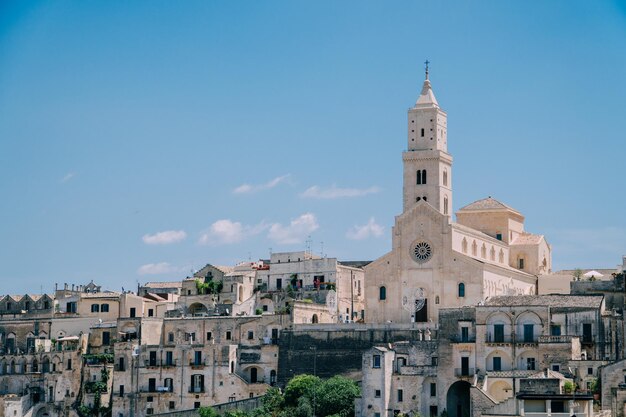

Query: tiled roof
[458,197,518,213]
[144,281,182,289]
[484,295,603,308]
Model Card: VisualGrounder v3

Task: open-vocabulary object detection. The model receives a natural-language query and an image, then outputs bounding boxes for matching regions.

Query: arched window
[421,128,425,137]
[444,196,449,215]
[416,197,421,202]
[423,196,427,202]
[422,170,427,184]
[458,283,465,298]
[518,258,525,270]
[435,296,440,304]
[91,304,99,313]
[100,304,109,312]
[416,170,427,185]
[250,367,258,383]
[311,314,318,324]
[443,169,448,186]
[379,286,387,301]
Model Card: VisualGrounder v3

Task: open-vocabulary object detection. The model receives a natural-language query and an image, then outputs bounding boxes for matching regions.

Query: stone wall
[277,324,436,385]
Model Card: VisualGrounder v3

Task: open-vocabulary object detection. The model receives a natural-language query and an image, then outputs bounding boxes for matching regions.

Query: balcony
[450,336,475,343]
[189,360,206,369]
[454,368,475,378]
[538,335,573,343]
[485,333,512,344]
[188,387,205,393]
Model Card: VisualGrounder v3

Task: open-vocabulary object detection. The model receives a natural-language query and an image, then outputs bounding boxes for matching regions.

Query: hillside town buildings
[1,72,625,417]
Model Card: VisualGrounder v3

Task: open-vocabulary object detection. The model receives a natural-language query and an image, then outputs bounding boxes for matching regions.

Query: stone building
[357,294,614,417]
[364,72,547,325]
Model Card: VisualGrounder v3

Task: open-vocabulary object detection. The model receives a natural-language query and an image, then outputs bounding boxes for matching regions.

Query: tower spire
[424,60,430,80]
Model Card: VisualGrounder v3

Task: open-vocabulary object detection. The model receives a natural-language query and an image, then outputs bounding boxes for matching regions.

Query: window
[165,351,173,366]
[91,304,99,313]
[430,406,438,417]
[164,378,173,392]
[129,307,136,318]
[119,385,124,397]
[169,401,175,410]
[443,170,448,186]
[461,327,469,342]
[67,359,72,370]
[375,389,381,398]
[496,233,502,241]
[194,402,201,409]
[431,357,438,366]
[276,278,282,290]
[194,351,202,366]
[148,309,154,317]
[148,378,156,392]
[103,331,110,345]
[523,324,534,342]
[373,355,381,368]
[44,300,50,309]
[458,283,465,298]
[147,396,154,403]
[526,358,536,370]
[397,389,403,402]
[518,258,525,269]
[430,382,436,397]
[118,357,125,372]
[149,351,157,366]
[583,323,593,343]
[444,196,449,215]
[206,332,212,341]
[551,401,565,413]
[248,331,254,340]
[226,331,232,340]
[416,169,426,185]
[101,304,109,312]
[168,333,174,343]
[493,324,504,342]
[551,325,561,336]
[435,295,440,304]
[493,357,501,371]
[263,305,268,312]
[379,286,387,301]
[552,364,560,372]
[588,367,593,375]
[191,374,204,393]
[146,409,154,415]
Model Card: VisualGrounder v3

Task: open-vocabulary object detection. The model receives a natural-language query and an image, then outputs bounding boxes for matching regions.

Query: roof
[527,369,567,380]
[339,261,372,268]
[414,78,439,108]
[484,295,603,308]
[143,281,182,289]
[458,197,520,214]
[511,233,544,245]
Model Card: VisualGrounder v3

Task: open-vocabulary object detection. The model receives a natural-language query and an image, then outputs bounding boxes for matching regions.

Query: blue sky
[1,1,625,294]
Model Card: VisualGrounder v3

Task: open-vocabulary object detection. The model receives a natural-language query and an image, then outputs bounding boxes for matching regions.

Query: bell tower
[402,62,453,218]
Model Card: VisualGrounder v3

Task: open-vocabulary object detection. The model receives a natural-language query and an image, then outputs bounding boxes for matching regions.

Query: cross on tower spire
[424,60,430,80]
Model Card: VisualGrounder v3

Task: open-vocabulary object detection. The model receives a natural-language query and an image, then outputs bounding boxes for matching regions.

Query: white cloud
[142,230,187,245]
[199,219,268,245]
[346,217,385,240]
[61,172,76,183]
[137,262,179,275]
[268,213,319,244]
[300,185,381,199]
[233,174,291,194]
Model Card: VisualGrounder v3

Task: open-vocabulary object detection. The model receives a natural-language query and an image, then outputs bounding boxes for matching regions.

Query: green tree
[198,407,219,417]
[224,409,251,417]
[283,374,321,407]
[262,387,285,415]
[315,376,360,417]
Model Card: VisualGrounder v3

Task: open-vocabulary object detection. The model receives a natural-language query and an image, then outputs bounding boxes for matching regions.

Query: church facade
[364,71,552,324]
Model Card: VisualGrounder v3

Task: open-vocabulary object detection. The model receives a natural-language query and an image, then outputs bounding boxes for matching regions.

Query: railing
[188,387,204,393]
[516,337,538,344]
[455,368,474,377]
[189,360,207,368]
[538,335,573,343]
[485,333,512,343]
[450,336,476,343]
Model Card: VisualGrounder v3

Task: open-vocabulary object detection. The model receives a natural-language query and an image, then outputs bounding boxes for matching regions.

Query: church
[364,68,552,324]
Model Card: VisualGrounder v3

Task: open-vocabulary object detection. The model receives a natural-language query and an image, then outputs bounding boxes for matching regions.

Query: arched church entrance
[446,381,471,417]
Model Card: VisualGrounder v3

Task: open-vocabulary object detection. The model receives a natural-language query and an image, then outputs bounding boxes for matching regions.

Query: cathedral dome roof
[458,196,517,213]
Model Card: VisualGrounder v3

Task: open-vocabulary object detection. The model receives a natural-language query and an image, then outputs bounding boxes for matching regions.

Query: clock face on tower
[412,241,432,263]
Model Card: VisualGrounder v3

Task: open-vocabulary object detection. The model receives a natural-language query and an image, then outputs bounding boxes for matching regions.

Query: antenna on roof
[320,241,324,258]
[305,236,312,257]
